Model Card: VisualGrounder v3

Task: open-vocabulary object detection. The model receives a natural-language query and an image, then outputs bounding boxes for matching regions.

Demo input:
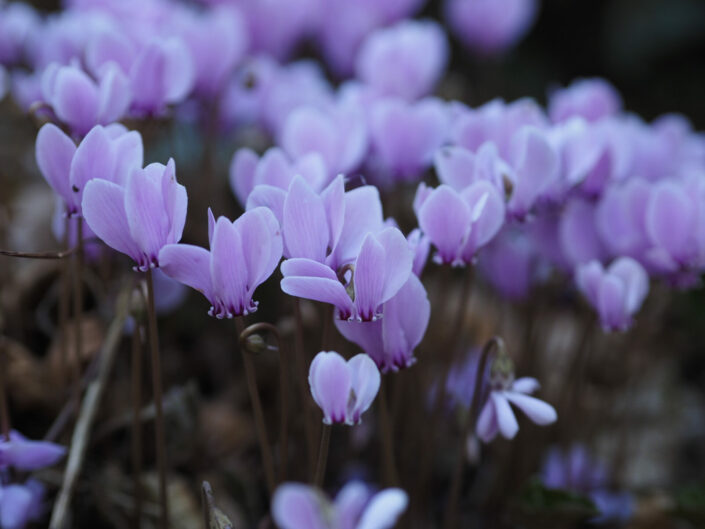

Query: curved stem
[313,424,331,488]
[235,317,276,495]
[239,322,289,483]
[292,299,316,477]
[146,270,169,529]
[444,336,504,529]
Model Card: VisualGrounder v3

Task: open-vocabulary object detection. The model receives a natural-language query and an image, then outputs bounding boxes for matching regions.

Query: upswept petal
[82,179,139,261]
[434,145,477,191]
[246,185,287,225]
[161,159,188,245]
[35,123,76,207]
[210,217,248,316]
[418,185,471,264]
[0,484,33,529]
[69,125,116,210]
[356,489,409,529]
[271,483,330,529]
[281,259,354,318]
[230,148,258,206]
[111,130,143,186]
[97,63,130,124]
[125,166,169,268]
[597,274,627,330]
[320,175,345,253]
[354,234,387,321]
[334,481,371,529]
[52,67,100,136]
[346,354,381,424]
[608,257,648,314]
[309,351,352,424]
[235,207,283,295]
[476,398,499,442]
[284,176,328,261]
[511,377,540,394]
[158,244,212,301]
[575,260,603,308]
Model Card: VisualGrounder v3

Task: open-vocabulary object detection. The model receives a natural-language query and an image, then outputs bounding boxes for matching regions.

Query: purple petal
[82,179,139,261]
[161,159,188,246]
[434,145,477,191]
[309,351,352,424]
[645,181,695,263]
[335,318,384,368]
[271,483,329,529]
[51,66,100,136]
[320,175,345,253]
[377,227,414,303]
[283,177,328,262]
[281,259,355,318]
[35,123,76,208]
[125,166,169,267]
[559,198,606,267]
[460,180,505,259]
[97,62,131,124]
[246,176,285,215]
[357,488,409,529]
[294,152,328,191]
[210,217,248,316]
[256,148,295,189]
[230,148,258,207]
[0,484,33,529]
[346,354,381,424]
[505,392,557,426]
[111,130,143,186]
[476,398,499,442]
[418,185,471,265]
[69,125,116,210]
[0,435,65,471]
[335,481,371,529]
[234,207,283,297]
[575,260,604,308]
[597,275,628,331]
[281,107,338,172]
[354,234,387,321]
[492,392,519,439]
[508,127,559,217]
[511,377,540,394]
[608,257,648,315]
[158,244,212,301]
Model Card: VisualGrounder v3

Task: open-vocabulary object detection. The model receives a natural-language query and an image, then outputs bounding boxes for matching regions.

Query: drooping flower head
[335,274,430,372]
[309,351,381,425]
[575,257,649,332]
[159,207,282,318]
[82,158,187,271]
[272,481,408,529]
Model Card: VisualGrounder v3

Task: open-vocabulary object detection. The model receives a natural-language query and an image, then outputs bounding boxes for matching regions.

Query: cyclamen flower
[548,78,622,124]
[0,430,65,471]
[82,159,187,271]
[272,481,408,529]
[281,100,368,177]
[416,182,505,266]
[576,257,649,332]
[229,147,327,207]
[41,62,131,137]
[477,376,557,442]
[281,227,413,321]
[0,480,45,529]
[309,351,380,425]
[248,175,385,270]
[36,123,143,217]
[159,208,282,318]
[355,20,449,101]
[368,97,448,183]
[445,0,538,56]
[335,274,430,372]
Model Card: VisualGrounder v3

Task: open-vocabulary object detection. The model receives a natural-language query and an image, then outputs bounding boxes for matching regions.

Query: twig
[0,247,77,259]
[49,284,131,529]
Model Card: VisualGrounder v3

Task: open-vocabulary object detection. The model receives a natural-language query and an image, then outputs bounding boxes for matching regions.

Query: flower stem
[444,336,503,529]
[145,269,169,529]
[235,317,276,495]
[72,218,84,390]
[313,424,331,488]
[131,321,144,529]
[378,377,399,486]
[0,342,10,439]
[292,299,316,477]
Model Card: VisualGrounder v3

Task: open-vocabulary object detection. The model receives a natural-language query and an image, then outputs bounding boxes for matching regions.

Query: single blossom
[272,481,408,529]
[82,158,187,271]
[548,78,622,124]
[41,61,131,137]
[575,257,649,332]
[249,175,386,270]
[159,208,282,318]
[0,480,45,529]
[229,147,327,208]
[36,123,143,216]
[355,19,449,101]
[281,226,412,321]
[367,97,448,183]
[309,351,380,425]
[335,274,430,372]
[445,0,538,55]
[0,430,65,471]
[416,181,505,266]
[476,375,557,442]
[280,99,368,177]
